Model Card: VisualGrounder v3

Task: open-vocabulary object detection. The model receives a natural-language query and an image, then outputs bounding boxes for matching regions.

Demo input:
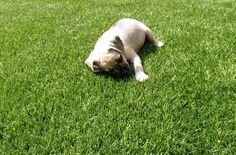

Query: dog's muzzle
[110,63,131,78]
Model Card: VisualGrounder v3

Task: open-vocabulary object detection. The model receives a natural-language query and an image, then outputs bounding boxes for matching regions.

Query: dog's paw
[135,72,149,82]
[155,41,164,48]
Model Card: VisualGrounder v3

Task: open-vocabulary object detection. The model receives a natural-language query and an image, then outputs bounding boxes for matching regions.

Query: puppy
[85,18,164,82]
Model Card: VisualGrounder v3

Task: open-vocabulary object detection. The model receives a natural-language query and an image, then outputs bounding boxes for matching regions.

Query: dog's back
[107,18,148,53]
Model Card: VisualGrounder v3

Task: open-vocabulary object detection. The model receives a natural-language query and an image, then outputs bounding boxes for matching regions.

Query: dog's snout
[118,64,131,76]
[120,63,130,70]
[110,63,131,77]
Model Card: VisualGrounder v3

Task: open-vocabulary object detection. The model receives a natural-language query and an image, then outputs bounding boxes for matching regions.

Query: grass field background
[0,0,235,154]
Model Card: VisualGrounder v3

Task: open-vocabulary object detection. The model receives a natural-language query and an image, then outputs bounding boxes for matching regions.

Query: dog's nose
[119,64,131,76]
[110,64,131,78]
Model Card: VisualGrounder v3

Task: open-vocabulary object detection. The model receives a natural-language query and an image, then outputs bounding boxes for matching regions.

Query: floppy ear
[85,58,101,73]
[110,36,124,53]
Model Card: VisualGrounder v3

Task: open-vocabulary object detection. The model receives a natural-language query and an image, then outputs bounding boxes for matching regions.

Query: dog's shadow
[95,42,159,81]
[139,42,159,61]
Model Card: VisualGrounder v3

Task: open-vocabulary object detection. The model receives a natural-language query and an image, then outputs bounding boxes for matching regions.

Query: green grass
[0,0,236,154]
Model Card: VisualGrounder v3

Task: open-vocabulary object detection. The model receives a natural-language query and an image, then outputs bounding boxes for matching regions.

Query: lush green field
[0,0,235,154]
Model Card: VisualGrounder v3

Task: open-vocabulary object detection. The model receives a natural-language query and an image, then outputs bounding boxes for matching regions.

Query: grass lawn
[0,0,235,154]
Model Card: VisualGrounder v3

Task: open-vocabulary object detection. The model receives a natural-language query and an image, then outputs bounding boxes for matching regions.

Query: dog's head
[85,36,131,77]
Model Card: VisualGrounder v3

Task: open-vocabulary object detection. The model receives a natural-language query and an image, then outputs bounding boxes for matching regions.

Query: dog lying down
[85,18,164,82]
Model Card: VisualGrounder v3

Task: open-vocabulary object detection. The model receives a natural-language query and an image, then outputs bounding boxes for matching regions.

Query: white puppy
[85,18,164,82]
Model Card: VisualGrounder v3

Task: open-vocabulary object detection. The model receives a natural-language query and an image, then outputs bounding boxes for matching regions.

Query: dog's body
[85,18,164,82]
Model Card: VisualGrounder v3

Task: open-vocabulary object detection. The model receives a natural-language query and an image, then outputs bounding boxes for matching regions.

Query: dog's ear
[85,58,101,73]
[110,36,124,53]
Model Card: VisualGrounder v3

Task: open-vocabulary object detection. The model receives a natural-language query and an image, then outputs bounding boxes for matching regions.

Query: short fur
[85,18,164,82]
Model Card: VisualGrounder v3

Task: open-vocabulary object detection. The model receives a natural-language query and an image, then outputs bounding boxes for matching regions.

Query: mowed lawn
[0,0,235,154]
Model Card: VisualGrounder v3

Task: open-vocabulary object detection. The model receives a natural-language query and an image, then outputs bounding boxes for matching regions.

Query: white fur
[85,18,164,82]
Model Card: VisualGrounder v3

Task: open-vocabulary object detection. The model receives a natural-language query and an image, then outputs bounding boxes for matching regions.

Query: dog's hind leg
[144,27,164,48]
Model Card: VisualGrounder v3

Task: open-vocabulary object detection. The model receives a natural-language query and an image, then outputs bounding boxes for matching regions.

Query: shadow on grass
[92,42,160,82]
[139,42,160,63]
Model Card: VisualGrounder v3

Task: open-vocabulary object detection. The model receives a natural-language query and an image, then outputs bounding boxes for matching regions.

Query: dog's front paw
[136,72,149,82]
